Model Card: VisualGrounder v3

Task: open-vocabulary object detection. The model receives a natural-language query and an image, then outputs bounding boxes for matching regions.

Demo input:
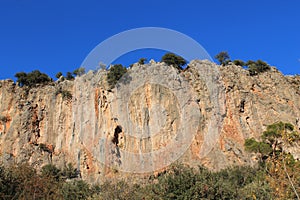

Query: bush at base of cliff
[144,164,271,199]
[0,163,96,199]
[90,164,272,200]
[245,122,300,199]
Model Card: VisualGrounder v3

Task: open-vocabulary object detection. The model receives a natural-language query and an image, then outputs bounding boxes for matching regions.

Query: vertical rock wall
[0,60,299,183]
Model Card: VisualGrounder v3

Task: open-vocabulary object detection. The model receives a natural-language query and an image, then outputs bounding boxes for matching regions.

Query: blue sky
[0,0,299,80]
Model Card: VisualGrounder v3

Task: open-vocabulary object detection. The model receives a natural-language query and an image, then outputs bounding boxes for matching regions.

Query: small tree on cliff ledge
[161,53,186,70]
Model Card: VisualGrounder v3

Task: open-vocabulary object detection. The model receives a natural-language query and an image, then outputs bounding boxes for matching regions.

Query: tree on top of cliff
[233,59,245,67]
[215,51,230,66]
[161,53,186,70]
[73,67,85,77]
[246,60,271,76]
[138,58,147,65]
[107,64,127,89]
[15,70,51,87]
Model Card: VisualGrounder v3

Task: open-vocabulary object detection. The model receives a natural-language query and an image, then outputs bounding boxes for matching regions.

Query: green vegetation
[56,72,63,79]
[232,59,245,66]
[61,90,72,100]
[55,88,73,100]
[73,67,85,77]
[41,164,62,181]
[107,64,127,89]
[0,163,92,199]
[138,58,147,65]
[161,53,187,70]
[62,163,79,179]
[15,70,51,87]
[215,51,271,75]
[93,164,271,199]
[61,180,92,200]
[0,115,8,123]
[14,67,87,87]
[56,67,85,81]
[246,59,271,76]
[66,72,74,80]
[2,142,300,200]
[245,122,300,160]
[215,51,230,66]
[245,122,300,199]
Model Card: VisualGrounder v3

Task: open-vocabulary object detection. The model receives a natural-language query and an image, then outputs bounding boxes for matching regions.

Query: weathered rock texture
[0,60,299,183]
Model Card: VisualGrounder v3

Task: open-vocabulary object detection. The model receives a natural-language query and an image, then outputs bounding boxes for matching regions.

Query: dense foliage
[246,60,271,76]
[161,53,187,70]
[215,51,271,75]
[55,72,63,79]
[232,59,245,66]
[15,70,51,87]
[0,163,96,199]
[0,163,274,200]
[138,58,147,65]
[73,67,85,77]
[107,64,127,88]
[245,122,300,199]
[91,164,273,200]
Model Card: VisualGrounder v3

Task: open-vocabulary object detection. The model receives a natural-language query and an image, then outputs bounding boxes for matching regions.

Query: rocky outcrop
[0,60,299,183]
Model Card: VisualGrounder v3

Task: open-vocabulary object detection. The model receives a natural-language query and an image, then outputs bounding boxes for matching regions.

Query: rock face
[0,60,299,183]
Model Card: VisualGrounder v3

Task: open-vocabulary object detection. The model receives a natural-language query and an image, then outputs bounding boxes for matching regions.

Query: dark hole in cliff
[112,125,122,146]
[240,100,246,113]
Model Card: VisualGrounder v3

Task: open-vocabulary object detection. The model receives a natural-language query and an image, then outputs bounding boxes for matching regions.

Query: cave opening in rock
[240,100,246,113]
[112,125,122,146]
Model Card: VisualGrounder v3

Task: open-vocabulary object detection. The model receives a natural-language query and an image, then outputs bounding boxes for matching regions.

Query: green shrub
[215,51,230,66]
[62,163,79,179]
[0,115,8,123]
[107,64,127,89]
[0,164,62,199]
[233,59,245,66]
[62,180,91,200]
[141,164,271,199]
[55,72,63,79]
[73,67,85,77]
[41,164,62,181]
[61,90,72,100]
[138,58,147,65]
[15,70,51,87]
[246,59,270,76]
[56,89,72,100]
[66,72,74,80]
[161,53,186,70]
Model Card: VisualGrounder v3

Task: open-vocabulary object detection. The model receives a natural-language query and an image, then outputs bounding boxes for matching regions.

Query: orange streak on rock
[94,88,99,120]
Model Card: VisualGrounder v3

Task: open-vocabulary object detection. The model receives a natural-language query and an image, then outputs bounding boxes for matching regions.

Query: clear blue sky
[0,0,299,80]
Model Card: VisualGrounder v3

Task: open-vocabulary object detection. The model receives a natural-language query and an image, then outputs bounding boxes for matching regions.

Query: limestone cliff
[0,60,299,183]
